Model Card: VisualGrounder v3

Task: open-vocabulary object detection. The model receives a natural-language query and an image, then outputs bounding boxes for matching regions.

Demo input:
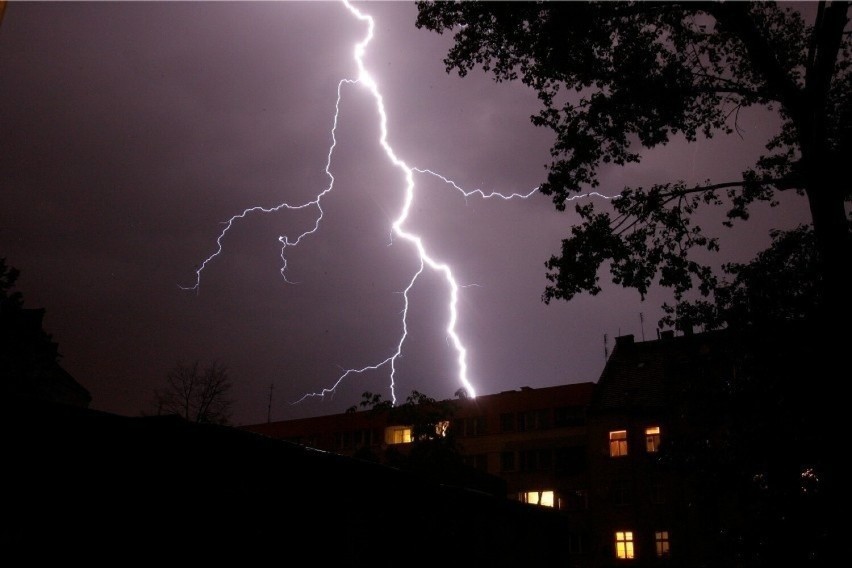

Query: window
[353,429,373,447]
[555,446,586,475]
[554,405,586,427]
[459,416,486,437]
[650,482,666,504]
[655,531,670,557]
[434,420,450,438]
[609,430,628,457]
[384,425,412,445]
[500,451,516,472]
[500,413,515,432]
[518,409,551,431]
[645,426,661,453]
[519,449,552,472]
[520,490,555,507]
[335,431,352,450]
[463,454,487,471]
[568,533,585,554]
[615,531,635,559]
[562,489,588,511]
[611,479,631,506]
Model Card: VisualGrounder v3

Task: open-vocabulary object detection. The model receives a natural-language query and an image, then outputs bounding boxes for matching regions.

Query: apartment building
[244,326,823,567]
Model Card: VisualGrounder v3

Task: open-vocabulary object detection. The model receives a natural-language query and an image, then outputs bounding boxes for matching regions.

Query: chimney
[615,334,635,347]
[660,330,675,340]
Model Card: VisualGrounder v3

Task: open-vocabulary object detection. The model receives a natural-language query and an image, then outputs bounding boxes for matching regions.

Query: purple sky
[0,1,810,425]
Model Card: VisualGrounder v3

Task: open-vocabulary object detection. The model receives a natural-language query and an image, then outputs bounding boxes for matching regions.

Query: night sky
[0,1,811,425]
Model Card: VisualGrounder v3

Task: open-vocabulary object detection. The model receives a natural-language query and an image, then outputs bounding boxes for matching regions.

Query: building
[244,326,828,567]
[4,397,574,565]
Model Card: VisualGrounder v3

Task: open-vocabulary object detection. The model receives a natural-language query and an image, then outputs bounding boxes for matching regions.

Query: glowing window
[645,426,661,453]
[434,420,450,438]
[655,531,670,557]
[521,490,555,508]
[609,430,628,457]
[384,426,412,445]
[615,531,634,559]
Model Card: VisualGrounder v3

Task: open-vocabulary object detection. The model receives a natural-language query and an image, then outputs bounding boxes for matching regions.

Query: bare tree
[153,360,233,425]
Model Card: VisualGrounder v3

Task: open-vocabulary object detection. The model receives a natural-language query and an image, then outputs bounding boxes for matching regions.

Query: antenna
[640,312,645,342]
[604,333,609,362]
[267,383,274,423]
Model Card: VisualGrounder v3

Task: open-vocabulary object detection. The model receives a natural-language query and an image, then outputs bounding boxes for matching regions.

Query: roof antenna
[640,312,646,342]
[604,333,609,362]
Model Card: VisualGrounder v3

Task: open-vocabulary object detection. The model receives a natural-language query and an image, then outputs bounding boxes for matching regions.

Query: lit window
[609,430,628,457]
[384,426,412,445]
[645,426,661,453]
[655,531,670,557]
[434,420,449,437]
[521,490,555,508]
[615,531,634,559]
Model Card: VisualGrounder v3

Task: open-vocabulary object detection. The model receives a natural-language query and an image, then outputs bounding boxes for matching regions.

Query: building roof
[5,398,573,563]
[592,330,734,412]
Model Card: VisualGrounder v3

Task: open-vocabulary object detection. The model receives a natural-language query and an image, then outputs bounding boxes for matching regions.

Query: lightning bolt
[184,0,615,408]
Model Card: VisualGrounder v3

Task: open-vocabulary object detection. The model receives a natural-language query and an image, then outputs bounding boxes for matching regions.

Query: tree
[153,360,234,424]
[0,257,23,311]
[661,223,824,331]
[1,257,91,407]
[415,1,851,328]
[347,389,462,470]
[416,5,848,558]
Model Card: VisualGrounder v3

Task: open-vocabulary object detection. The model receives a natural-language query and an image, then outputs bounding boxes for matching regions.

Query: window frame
[609,429,628,457]
[615,530,635,560]
[384,425,412,445]
[655,530,670,557]
[645,426,661,453]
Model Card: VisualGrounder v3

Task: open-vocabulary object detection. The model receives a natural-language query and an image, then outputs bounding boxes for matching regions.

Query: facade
[244,327,823,567]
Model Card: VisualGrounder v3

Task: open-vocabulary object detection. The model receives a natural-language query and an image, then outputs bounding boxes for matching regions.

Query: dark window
[353,429,372,447]
[500,413,515,432]
[651,482,667,504]
[518,409,551,431]
[611,479,632,506]
[554,405,586,427]
[460,416,486,437]
[563,489,588,511]
[500,451,516,472]
[555,446,586,476]
[569,533,585,554]
[463,454,488,471]
[519,449,552,472]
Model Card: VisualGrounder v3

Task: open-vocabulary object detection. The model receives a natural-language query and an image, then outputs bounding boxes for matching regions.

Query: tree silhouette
[416,4,848,559]
[662,223,824,330]
[1,257,90,407]
[153,360,233,424]
[415,1,851,327]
